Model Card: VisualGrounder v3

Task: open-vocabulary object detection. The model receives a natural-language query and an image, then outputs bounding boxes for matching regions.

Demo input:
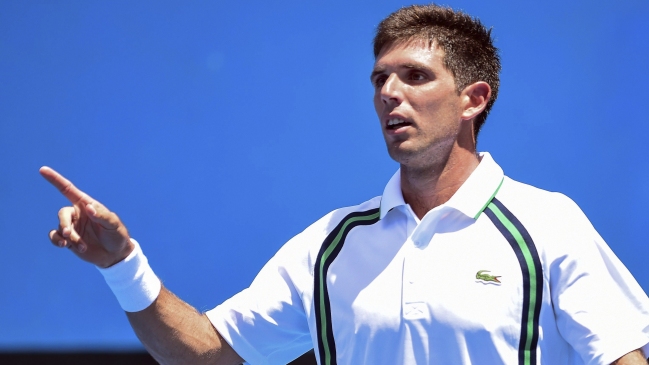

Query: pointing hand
[40,167,134,268]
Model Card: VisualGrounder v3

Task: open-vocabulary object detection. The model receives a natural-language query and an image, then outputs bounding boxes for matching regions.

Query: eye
[409,71,427,82]
[372,75,388,88]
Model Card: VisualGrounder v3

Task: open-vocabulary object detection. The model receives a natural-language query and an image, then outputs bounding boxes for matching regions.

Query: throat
[400,151,480,219]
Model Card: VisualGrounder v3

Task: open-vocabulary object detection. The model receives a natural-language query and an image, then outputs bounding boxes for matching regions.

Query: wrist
[97,238,161,312]
[101,238,136,269]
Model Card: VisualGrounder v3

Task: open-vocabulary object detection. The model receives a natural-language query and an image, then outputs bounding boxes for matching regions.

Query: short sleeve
[548,195,649,365]
[206,240,313,365]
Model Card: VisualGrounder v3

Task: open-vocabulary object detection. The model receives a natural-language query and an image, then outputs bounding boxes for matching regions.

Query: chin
[386,147,418,166]
[387,145,450,170]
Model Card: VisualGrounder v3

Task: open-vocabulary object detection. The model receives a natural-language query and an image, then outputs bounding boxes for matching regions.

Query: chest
[320,219,530,346]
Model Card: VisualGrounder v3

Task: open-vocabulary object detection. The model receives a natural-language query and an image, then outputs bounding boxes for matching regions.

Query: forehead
[373,39,446,72]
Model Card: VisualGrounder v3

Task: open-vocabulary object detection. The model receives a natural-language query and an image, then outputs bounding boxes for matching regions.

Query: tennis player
[41,4,649,365]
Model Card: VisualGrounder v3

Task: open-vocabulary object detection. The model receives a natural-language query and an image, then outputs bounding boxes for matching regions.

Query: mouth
[385,117,413,132]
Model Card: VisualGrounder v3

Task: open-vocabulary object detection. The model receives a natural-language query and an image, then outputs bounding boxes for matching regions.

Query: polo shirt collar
[379,169,406,219]
[379,152,504,220]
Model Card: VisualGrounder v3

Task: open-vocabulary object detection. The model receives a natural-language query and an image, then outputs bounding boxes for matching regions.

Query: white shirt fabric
[206,152,649,365]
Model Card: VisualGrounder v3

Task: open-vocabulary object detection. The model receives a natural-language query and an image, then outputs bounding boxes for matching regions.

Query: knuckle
[109,212,119,222]
[70,231,83,244]
[58,206,72,217]
[60,182,74,195]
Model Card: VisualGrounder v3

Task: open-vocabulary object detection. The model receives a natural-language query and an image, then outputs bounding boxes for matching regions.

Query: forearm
[126,286,243,365]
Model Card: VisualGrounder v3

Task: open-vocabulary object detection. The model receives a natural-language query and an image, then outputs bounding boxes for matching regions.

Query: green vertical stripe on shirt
[314,209,380,365]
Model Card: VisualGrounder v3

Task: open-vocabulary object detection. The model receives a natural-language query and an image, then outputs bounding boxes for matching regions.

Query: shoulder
[250,196,382,296]
[263,196,382,271]
[282,195,382,252]
[497,176,583,219]
[493,178,644,281]
[495,176,598,254]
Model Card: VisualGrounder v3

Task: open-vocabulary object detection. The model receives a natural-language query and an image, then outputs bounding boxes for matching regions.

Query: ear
[460,81,491,121]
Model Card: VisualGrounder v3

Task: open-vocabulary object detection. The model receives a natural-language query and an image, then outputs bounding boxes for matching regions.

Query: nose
[380,74,403,105]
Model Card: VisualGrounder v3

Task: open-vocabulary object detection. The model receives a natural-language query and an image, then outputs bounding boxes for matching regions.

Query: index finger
[39,166,93,205]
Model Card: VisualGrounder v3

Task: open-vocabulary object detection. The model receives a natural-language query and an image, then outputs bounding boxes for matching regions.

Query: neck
[400,138,480,220]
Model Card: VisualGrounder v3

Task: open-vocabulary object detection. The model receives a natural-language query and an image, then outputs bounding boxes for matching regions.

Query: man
[41,4,649,365]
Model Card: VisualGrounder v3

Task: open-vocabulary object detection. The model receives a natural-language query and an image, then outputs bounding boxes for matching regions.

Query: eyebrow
[370,63,434,81]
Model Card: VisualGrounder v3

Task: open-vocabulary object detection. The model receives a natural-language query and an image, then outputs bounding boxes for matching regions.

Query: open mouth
[386,118,412,130]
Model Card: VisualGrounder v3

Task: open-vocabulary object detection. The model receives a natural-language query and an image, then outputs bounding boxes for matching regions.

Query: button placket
[402,207,448,320]
[403,240,426,319]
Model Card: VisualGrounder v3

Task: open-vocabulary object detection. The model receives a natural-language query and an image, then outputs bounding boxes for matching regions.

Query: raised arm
[40,166,244,365]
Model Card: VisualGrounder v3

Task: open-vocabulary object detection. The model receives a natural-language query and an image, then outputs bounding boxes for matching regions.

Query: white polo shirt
[206,153,649,365]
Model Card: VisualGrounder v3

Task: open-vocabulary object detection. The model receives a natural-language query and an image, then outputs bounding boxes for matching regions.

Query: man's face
[372,41,465,169]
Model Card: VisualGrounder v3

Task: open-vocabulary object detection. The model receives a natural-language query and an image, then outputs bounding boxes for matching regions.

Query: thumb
[84,201,121,230]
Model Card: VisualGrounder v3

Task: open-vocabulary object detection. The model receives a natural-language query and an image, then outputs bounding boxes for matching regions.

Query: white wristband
[96,238,161,312]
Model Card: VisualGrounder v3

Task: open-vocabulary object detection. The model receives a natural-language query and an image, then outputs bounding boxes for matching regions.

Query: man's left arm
[612,349,647,364]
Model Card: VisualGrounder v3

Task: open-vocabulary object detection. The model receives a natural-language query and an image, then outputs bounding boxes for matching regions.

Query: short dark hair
[373,4,500,137]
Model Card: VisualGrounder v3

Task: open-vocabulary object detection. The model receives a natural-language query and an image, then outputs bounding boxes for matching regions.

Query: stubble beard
[386,134,456,174]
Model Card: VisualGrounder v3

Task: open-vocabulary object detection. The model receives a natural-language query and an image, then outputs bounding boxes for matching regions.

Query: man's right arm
[39,166,243,365]
[127,287,243,365]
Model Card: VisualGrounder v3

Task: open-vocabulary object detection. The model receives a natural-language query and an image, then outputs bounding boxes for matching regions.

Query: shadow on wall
[0,349,317,365]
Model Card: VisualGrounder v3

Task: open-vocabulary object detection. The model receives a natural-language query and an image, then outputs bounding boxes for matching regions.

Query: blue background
[1,0,647,350]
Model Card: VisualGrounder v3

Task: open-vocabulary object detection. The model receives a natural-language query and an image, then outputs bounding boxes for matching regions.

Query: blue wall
[1,0,647,349]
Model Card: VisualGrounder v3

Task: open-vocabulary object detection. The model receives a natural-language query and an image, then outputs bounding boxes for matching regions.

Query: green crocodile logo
[476,270,501,283]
